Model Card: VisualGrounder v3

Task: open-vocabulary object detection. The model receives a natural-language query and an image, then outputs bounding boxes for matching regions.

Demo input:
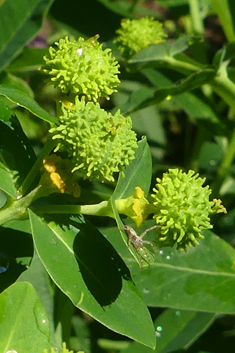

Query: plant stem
[164,56,200,74]
[188,0,204,34]
[31,200,115,218]
[210,64,235,193]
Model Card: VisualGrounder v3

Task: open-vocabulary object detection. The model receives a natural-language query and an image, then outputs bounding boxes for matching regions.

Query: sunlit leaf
[0,84,58,124]
[0,282,51,351]
[30,211,156,349]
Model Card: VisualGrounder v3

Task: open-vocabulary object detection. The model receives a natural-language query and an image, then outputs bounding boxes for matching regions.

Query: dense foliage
[0,1,235,352]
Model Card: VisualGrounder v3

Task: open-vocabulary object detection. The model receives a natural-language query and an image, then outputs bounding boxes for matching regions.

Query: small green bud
[114,17,167,59]
[50,97,137,182]
[151,169,222,251]
[40,35,120,101]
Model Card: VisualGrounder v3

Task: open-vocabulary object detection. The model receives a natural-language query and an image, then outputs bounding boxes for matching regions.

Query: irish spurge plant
[0,2,234,352]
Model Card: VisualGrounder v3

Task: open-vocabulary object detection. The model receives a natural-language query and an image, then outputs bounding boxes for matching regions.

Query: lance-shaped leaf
[29,210,156,349]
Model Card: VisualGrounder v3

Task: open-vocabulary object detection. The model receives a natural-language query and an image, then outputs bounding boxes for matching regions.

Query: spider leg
[139,225,159,239]
[140,246,152,267]
[142,240,156,255]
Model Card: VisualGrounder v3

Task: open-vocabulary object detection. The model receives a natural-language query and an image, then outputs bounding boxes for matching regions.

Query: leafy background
[1,0,235,352]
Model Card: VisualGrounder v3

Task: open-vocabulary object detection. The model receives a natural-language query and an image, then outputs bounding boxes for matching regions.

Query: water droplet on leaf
[155,325,162,338]
[33,301,49,336]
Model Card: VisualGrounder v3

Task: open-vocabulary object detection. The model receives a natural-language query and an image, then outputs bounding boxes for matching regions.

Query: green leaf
[110,139,152,267]
[119,309,216,353]
[211,0,235,42]
[0,100,12,121]
[172,92,224,133]
[0,84,58,124]
[7,47,49,73]
[0,219,33,292]
[122,69,217,117]
[129,230,235,313]
[129,36,193,65]
[0,0,54,71]
[0,167,17,198]
[112,138,152,200]
[0,118,36,194]
[18,251,55,338]
[0,282,51,352]
[107,226,235,313]
[29,211,156,349]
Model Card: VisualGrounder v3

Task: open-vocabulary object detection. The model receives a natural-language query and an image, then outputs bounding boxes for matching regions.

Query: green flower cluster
[50,97,137,182]
[151,169,217,250]
[114,17,167,59]
[41,35,120,101]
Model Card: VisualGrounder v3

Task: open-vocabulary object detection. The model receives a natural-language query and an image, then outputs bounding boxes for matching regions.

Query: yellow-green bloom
[114,17,167,59]
[50,97,137,182]
[115,186,155,227]
[40,35,120,101]
[151,169,226,251]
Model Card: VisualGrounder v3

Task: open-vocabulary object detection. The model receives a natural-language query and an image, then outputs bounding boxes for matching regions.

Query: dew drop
[77,48,83,56]
[166,255,171,260]
[175,310,181,316]
[143,288,149,294]
[159,250,164,256]
[0,252,9,273]
[33,302,49,336]
[5,350,18,353]
[155,325,162,338]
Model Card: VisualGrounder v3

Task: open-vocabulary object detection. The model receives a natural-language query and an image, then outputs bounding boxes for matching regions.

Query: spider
[122,225,158,268]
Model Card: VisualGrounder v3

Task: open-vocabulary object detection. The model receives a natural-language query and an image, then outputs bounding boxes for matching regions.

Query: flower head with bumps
[49,96,137,182]
[151,169,226,251]
[40,35,120,101]
[114,17,168,59]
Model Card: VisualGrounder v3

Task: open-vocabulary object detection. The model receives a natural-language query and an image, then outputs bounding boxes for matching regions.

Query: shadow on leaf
[72,218,132,307]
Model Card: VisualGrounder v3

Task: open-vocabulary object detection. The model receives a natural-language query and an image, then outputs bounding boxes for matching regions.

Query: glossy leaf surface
[112,137,152,200]
[108,227,235,314]
[0,119,36,194]
[0,282,51,352]
[0,84,58,124]
[119,309,216,353]
[30,210,156,349]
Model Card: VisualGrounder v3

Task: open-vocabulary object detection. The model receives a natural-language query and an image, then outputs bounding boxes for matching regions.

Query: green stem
[211,74,235,113]
[210,64,235,193]
[19,135,57,197]
[164,56,200,74]
[31,200,115,218]
[188,0,204,34]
